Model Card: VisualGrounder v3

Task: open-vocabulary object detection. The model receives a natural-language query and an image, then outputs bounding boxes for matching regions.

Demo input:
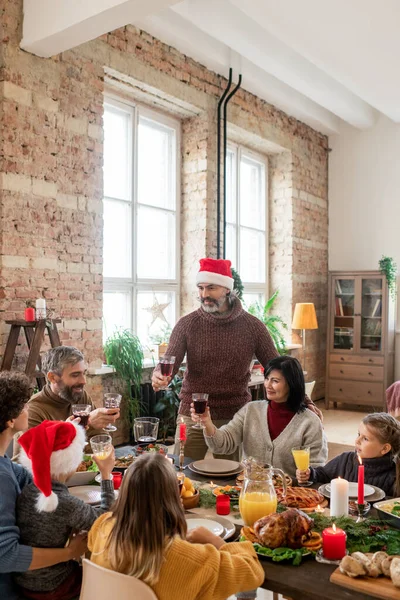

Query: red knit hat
[19,420,86,513]
[196,258,234,290]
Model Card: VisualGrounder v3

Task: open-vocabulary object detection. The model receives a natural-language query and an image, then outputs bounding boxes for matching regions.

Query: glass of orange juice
[292,446,312,486]
[90,434,112,460]
[239,491,277,526]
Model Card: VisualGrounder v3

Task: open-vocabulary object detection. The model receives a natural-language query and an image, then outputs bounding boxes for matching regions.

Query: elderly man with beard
[18,346,119,444]
[152,258,321,462]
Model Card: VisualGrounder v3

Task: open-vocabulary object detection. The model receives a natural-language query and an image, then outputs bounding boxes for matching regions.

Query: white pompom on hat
[19,420,86,512]
[195,258,234,290]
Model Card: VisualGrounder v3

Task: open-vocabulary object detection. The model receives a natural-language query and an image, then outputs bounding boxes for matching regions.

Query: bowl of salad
[67,455,99,487]
[132,443,171,457]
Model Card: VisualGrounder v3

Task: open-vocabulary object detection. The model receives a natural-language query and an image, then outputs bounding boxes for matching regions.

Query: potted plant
[379,255,397,300]
[103,329,144,431]
[247,290,288,354]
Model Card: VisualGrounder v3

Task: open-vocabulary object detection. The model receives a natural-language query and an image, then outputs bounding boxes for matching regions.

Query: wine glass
[191,393,209,429]
[133,417,160,443]
[71,404,91,428]
[292,446,312,487]
[90,434,112,460]
[103,393,121,432]
[158,355,176,390]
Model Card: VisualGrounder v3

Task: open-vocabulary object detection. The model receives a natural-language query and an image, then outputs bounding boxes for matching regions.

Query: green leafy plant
[153,368,185,441]
[379,255,397,300]
[231,267,244,300]
[103,329,144,427]
[247,290,288,354]
[150,323,172,345]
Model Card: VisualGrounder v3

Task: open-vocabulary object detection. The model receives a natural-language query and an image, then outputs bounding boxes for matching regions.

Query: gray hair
[42,346,85,379]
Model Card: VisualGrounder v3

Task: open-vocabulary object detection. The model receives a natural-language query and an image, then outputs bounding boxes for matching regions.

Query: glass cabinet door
[333,278,355,351]
[360,278,383,352]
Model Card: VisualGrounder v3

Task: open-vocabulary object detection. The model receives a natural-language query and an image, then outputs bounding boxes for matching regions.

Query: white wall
[329,114,400,378]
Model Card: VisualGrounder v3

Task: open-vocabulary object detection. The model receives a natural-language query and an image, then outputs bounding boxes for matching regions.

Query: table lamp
[291,303,318,374]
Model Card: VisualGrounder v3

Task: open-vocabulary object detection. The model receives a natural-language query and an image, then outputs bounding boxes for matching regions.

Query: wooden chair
[80,559,159,600]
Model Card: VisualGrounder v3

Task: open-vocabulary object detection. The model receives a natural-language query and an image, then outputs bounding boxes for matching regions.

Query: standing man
[152,258,317,461]
[14,346,119,457]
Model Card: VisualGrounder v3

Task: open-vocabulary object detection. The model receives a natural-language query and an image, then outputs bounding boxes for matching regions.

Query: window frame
[103,94,181,340]
[226,142,268,300]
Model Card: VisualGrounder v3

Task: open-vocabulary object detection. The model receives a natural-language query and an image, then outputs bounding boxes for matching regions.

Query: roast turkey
[253,508,313,549]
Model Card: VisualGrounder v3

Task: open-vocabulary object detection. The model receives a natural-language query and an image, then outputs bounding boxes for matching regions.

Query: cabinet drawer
[329,380,384,406]
[329,363,384,382]
[330,354,384,366]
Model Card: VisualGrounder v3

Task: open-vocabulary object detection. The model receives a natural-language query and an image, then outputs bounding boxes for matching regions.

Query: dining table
[114,446,375,600]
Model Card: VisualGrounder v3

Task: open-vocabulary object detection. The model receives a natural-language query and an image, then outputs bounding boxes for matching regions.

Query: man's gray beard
[58,386,84,403]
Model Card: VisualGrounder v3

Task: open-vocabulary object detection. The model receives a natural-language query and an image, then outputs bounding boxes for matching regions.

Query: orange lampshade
[291,303,318,330]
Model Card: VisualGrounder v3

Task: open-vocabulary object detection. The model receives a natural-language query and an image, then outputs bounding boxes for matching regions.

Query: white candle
[330,477,349,517]
[35,298,46,319]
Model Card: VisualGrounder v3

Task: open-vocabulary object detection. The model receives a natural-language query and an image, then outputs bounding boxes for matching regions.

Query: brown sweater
[159,298,279,420]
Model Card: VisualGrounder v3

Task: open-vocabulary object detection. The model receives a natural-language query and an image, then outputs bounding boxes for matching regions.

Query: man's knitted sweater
[310,451,396,497]
[161,298,279,420]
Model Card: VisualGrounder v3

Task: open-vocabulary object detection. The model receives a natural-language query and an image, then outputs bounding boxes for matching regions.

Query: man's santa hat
[19,420,86,513]
[196,258,234,291]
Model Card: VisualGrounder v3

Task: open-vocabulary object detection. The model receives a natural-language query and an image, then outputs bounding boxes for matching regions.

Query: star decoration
[143,296,170,327]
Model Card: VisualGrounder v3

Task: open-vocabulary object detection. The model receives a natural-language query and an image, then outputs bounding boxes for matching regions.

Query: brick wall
[0,0,328,409]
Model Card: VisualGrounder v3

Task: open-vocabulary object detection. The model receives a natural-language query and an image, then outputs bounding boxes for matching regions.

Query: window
[103,98,180,344]
[226,145,267,308]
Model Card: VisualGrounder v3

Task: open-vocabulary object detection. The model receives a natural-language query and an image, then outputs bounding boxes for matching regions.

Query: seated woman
[193,356,327,478]
[88,453,265,600]
[0,372,87,600]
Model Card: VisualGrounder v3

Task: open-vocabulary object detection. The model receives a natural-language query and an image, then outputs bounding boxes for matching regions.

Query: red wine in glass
[160,362,174,377]
[72,411,90,427]
[194,399,208,414]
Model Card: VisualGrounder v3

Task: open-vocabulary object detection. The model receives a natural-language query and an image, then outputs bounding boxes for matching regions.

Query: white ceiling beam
[173,0,377,129]
[21,0,181,57]
[137,10,341,135]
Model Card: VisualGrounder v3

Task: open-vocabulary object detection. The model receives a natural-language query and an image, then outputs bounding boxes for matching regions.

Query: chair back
[80,559,159,600]
[305,381,316,400]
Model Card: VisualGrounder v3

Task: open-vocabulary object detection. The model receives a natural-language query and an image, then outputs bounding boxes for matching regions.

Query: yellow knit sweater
[88,513,265,600]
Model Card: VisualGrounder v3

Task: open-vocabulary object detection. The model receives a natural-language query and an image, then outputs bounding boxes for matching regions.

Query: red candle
[179,420,187,442]
[322,524,347,560]
[216,494,230,515]
[24,307,35,322]
[357,455,365,505]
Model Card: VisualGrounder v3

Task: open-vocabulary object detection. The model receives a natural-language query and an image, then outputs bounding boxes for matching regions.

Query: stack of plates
[188,458,243,477]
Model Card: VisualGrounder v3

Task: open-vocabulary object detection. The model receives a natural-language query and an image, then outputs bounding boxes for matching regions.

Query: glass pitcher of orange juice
[239,457,287,526]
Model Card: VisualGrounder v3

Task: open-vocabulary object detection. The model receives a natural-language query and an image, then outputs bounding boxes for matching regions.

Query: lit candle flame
[181,417,184,424]
[209,480,216,489]
[332,523,337,533]
[358,454,363,465]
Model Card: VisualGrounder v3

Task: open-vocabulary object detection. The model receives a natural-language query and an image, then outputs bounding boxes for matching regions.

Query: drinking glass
[191,393,209,429]
[133,417,160,443]
[71,404,91,428]
[158,355,176,390]
[177,473,185,496]
[292,446,312,487]
[90,434,112,460]
[103,393,121,432]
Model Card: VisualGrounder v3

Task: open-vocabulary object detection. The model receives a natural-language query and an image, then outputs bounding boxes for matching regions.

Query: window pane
[243,293,265,310]
[240,155,265,230]
[136,206,176,279]
[103,105,131,201]
[103,199,132,278]
[225,223,237,269]
[138,117,176,210]
[103,290,132,341]
[226,150,236,224]
[240,228,265,283]
[136,291,176,345]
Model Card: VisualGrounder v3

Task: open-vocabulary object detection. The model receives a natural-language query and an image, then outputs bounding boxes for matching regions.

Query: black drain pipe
[217,68,232,259]
[222,74,242,259]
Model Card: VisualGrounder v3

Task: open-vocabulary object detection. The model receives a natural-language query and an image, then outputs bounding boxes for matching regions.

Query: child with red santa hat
[14,420,115,599]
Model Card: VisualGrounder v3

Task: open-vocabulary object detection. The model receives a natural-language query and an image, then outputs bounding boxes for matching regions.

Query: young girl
[14,420,115,599]
[88,453,264,600]
[297,412,400,496]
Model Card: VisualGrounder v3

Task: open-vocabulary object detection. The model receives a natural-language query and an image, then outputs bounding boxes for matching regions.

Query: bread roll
[390,557,400,588]
[371,551,388,574]
[339,555,367,578]
[351,552,380,577]
[382,556,395,577]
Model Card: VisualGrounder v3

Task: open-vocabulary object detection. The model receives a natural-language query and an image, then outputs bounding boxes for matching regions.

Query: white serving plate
[185,517,224,536]
[191,459,242,474]
[69,485,119,504]
[325,482,375,497]
[67,470,98,487]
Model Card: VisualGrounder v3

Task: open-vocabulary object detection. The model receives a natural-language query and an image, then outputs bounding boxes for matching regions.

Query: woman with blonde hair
[88,453,264,600]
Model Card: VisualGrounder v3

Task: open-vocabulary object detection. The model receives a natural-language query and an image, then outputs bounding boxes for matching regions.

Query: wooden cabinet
[326,271,395,409]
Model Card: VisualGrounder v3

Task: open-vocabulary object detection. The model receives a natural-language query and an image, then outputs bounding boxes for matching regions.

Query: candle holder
[315,548,348,565]
[348,500,370,520]
[356,503,366,523]
[179,440,185,472]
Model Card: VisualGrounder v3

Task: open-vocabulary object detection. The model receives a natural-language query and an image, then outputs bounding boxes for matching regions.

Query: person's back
[88,453,264,600]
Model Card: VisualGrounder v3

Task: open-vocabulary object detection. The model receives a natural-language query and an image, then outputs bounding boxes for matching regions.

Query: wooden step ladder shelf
[1,319,62,390]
